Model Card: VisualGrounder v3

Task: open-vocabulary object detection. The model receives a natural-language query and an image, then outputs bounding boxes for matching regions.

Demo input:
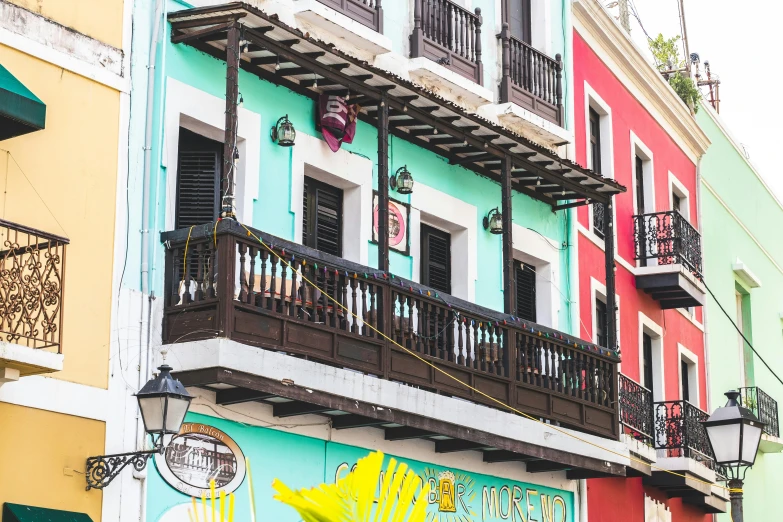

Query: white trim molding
[591,277,620,349]
[678,343,700,407]
[638,311,664,402]
[512,224,561,329]
[630,131,656,215]
[668,171,691,222]
[0,375,109,421]
[733,259,762,289]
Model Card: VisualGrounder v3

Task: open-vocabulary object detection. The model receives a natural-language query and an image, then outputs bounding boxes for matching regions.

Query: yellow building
[0,0,127,520]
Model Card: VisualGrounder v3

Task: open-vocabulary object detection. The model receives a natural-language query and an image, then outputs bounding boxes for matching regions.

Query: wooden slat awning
[168,2,627,207]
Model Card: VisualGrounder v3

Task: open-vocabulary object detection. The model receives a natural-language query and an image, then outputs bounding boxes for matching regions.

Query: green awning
[0,64,46,140]
[3,504,92,522]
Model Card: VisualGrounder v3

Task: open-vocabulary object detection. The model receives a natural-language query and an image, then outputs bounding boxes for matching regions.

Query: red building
[572,1,721,520]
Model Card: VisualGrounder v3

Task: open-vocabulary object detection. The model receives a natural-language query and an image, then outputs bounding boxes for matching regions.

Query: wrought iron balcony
[619,374,653,446]
[653,400,713,465]
[740,386,779,438]
[633,211,705,309]
[161,220,621,440]
[315,0,383,33]
[410,0,483,84]
[498,27,563,126]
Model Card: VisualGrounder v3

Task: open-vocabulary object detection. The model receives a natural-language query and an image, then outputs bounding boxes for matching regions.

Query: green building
[698,103,783,520]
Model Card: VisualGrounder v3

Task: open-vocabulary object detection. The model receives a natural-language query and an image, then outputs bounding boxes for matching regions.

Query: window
[635,155,647,267]
[642,332,654,395]
[735,289,753,387]
[669,174,690,221]
[672,193,682,213]
[302,176,343,257]
[681,359,690,402]
[589,108,605,238]
[420,224,451,294]
[515,260,536,322]
[595,297,607,347]
[508,0,532,44]
[175,128,222,230]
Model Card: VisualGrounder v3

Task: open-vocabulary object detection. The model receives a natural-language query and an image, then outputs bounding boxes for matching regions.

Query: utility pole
[678,0,691,74]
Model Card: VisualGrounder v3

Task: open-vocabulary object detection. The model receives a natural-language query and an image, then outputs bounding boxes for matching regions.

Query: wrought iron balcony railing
[619,374,653,445]
[162,220,621,439]
[316,0,383,33]
[653,400,713,465]
[740,386,779,438]
[0,219,68,353]
[634,211,702,275]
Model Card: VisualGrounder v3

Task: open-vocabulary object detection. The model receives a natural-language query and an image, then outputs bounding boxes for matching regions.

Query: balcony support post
[377,93,390,272]
[500,23,512,105]
[410,0,423,60]
[555,54,564,126]
[221,20,241,219]
[604,198,617,353]
[501,155,514,315]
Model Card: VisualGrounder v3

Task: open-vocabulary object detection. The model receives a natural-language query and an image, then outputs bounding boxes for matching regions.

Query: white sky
[606,0,783,198]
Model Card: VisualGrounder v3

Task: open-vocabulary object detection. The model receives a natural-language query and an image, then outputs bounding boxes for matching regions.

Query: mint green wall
[137,0,576,330]
[697,106,783,522]
[147,412,575,522]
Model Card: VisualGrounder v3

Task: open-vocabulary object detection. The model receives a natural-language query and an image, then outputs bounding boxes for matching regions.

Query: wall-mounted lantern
[390,166,414,195]
[271,114,296,147]
[483,208,503,235]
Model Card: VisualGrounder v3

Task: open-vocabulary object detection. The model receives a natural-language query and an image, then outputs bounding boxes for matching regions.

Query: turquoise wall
[147,412,575,522]
[131,0,576,330]
[697,106,783,522]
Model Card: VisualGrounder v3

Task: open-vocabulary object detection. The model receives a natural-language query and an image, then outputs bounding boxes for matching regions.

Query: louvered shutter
[421,224,451,294]
[303,177,343,257]
[595,298,607,347]
[175,128,221,230]
[515,261,536,322]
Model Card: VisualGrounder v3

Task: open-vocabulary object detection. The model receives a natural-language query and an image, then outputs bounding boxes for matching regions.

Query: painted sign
[372,191,411,255]
[154,422,246,497]
[329,443,574,522]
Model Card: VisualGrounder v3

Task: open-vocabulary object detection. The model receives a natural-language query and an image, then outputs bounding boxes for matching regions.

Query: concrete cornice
[572,0,710,163]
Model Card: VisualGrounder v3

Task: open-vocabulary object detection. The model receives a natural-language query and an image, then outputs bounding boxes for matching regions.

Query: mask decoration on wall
[318,94,360,152]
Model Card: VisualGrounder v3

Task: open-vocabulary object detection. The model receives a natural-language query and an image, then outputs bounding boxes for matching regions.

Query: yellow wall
[7,0,124,48]
[0,402,105,520]
[0,44,118,389]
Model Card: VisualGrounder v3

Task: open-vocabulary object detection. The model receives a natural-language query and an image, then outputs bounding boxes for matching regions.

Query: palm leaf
[272,451,430,522]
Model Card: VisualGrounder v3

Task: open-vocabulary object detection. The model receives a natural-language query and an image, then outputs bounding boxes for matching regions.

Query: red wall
[572,29,709,522]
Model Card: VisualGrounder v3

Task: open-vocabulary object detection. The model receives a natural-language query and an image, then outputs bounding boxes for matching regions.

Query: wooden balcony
[633,211,706,309]
[314,0,383,33]
[410,0,483,85]
[162,220,620,441]
[499,26,563,126]
[0,219,68,378]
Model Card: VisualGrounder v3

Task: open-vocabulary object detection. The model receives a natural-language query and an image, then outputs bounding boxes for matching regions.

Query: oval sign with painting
[155,423,246,497]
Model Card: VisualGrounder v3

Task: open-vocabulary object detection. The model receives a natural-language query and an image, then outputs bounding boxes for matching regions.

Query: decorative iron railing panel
[162,220,620,439]
[653,400,713,465]
[315,0,383,33]
[619,374,653,445]
[0,219,68,352]
[593,203,606,239]
[633,211,702,275]
[741,386,779,438]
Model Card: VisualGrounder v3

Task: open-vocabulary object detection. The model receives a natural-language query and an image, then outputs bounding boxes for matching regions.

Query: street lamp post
[702,390,765,522]
[85,364,192,490]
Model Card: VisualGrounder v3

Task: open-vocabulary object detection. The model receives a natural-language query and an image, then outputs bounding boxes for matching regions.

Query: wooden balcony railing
[162,220,621,439]
[499,25,563,126]
[740,386,779,438]
[619,373,653,445]
[316,0,383,33]
[411,0,483,84]
[0,219,68,353]
[634,211,703,275]
[653,400,714,466]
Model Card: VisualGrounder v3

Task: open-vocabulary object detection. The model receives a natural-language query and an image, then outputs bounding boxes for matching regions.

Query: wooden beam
[377,93,390,272]
[273,400,333,418]
[553,200,589,211]
[216,388,275,405]
[435,439,491,453]
[407,128,437,137]
[385,427,436,441]
[331,414,389,430]
[526,460,572,473]
[221,21,240,218]
[450,153,495,165]
[171,23,233,44]
[426,136,464,145]
[170,13,248,30]
[483,450,536,463]
[501,155,514,315]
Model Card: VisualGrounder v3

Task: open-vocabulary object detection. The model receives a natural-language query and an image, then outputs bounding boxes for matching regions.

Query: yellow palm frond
[272,451,430,522]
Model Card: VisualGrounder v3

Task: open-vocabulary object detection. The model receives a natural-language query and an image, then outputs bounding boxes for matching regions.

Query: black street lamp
[483,208,503,235]
[270,114,296,147]
[390,166,414,195]
[702,390,765,522]
[85,364,192,490]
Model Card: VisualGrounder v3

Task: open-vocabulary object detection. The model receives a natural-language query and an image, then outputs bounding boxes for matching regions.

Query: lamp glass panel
[164,396,191,432]
[490,213,502,233]
[706,423,741,463]
[138,396,165,432]
[280,123,296,143]
[741,423,763,463]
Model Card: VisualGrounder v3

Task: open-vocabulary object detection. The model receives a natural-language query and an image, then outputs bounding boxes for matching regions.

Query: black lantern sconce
[483,208,503,235]
[271,114,296,147]
[85,364,192,490]
[390,166,414,195]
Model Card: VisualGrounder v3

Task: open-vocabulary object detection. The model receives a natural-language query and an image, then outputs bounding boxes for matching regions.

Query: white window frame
[678,344,700,407]
[668,172,691,222]
[584,82,616,246]
[290,133,373,266]
[591,277,620,351]
[630,131,656,216]
[163,79,260,229]
[511,224,561,329]
[496,0,553,56]
[638,311,665,402]
[410,183,477,302]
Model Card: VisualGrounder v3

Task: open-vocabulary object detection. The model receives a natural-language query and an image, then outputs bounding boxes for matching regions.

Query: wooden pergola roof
[168,2,626,208]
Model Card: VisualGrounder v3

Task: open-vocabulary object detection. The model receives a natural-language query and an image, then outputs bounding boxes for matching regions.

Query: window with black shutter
[515,261,536,322]
[175,128,222,230]
[589,108,606,239]
[302,176,343,257]
[420,224,451,294]
[642,332,654,395]
[507,0,532,44]
[595,297,607,347]
[681,359,691,403]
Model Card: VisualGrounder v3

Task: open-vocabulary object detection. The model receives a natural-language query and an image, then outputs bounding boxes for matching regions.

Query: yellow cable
[178,225,196,297]
[239,223,730,493]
